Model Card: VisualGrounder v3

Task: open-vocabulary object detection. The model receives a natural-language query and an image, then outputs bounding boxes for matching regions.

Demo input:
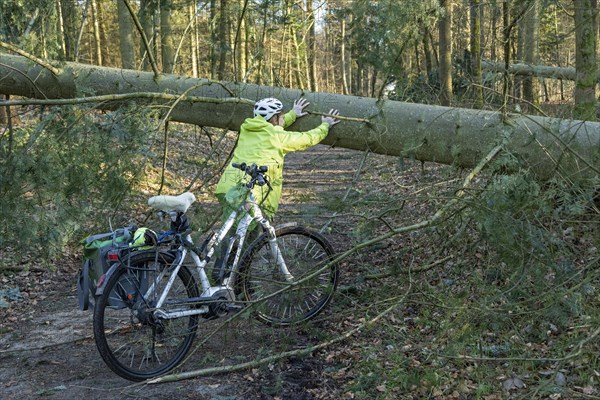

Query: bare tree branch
[122,0,160,78]
[0,40,61,76]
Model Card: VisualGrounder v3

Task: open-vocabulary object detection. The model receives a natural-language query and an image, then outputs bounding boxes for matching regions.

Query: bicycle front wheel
[93,250,199,381]
[239,225,338,326]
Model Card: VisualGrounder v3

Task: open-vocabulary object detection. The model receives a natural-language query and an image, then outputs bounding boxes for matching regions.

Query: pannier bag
[77,226,134,310]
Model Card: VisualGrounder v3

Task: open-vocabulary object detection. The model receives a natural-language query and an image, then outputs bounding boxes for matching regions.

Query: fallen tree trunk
[0,53,598,180]
[481,60,600,82]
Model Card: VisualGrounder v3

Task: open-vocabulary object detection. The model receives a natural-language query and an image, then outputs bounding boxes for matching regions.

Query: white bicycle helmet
[253,97,283,121]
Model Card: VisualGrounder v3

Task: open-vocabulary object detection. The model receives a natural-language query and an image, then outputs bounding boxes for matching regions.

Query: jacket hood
[242,116,273,132]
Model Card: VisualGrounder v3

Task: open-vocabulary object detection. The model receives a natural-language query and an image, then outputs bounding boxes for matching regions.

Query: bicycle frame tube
[222,212,252,286]
[155,247,187,308]
[193,211,239,295]
[245,193,295,282]
[149,188,295,314]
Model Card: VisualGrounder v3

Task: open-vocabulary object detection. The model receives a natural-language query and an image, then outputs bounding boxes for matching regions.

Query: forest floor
[1,141,598,400]
[0,144,410,400]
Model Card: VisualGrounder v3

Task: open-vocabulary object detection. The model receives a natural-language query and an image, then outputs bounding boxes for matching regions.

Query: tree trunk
[139,0,156,71]
[490,0,498,60]
[233,0,248,82]
[117,0,135,69]
[56,0,67,60]
[439,0,453,106]
[307,0,317,92]
[423,26,433,80]
[574,0,597,120]
[522,0,539,112]
[217,0,228,80]
[1,53,597,181]
[340,18,349,95]
[160,0,175,74]
[502,0,511,110]
[482,60,600,82]
[59,0,78,61]
[290,21,305,90]
[189,2,199,78]
[256,2,268,85]
[210,0,218,78]
[74,0,90,62]
[470,0,483,109]
[90,0,102,65]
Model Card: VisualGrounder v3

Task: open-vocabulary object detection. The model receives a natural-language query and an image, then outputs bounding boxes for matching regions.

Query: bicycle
[92,163,339,381]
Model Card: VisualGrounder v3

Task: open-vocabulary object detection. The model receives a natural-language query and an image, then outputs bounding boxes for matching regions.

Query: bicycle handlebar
[232,162,271,189]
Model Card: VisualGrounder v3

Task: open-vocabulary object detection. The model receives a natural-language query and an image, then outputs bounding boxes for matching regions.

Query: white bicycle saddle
[148,192,196,213]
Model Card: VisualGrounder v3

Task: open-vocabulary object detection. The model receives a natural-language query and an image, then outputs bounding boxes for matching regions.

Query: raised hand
[322,109,341,126]
[292,98,310,117]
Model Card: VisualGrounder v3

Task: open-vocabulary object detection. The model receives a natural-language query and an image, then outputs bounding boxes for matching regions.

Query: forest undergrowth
[0,105,599,399]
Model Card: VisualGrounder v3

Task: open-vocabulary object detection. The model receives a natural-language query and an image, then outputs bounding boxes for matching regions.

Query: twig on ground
[0,335,92,354]
[148,279,413,384]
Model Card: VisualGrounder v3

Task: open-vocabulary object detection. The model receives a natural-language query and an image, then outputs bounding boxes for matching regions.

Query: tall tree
[59,0,78,61]
[255,0,269,85]
[139,0,156,71]
[160,0,175,73]
[56,0,67,59]
[470,0,483,108]
[307,0,318,91]
[422,26,434,80]
[501,0,511,111]
[74,0,90,62]
[217,0,228,80]
[522,0,539,111]
[233,0,248,81]
[340,15,350,95]
[574,0,597,120]
[439,0,453,106]
[90,0,102,65]
[189,1,199,78]
[117,0,135,69]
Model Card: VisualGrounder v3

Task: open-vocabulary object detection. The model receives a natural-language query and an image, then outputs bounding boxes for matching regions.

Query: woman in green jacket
[215,97,340,219]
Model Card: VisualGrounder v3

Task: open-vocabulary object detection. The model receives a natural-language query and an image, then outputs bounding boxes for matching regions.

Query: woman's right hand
[322,109,341,126]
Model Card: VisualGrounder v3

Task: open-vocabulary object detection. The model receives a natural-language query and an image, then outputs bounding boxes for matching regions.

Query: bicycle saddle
[148,192,196,213]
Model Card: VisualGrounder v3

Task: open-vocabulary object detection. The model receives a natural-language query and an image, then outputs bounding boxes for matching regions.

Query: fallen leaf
[554,372,566,386]
[582,386,595,395]
[502,376,525,391]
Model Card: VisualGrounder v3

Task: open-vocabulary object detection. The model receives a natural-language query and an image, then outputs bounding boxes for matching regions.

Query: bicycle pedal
[227,303,243,311]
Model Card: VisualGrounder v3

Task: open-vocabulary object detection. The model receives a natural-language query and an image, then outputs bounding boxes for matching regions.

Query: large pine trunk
[0,54,598,181]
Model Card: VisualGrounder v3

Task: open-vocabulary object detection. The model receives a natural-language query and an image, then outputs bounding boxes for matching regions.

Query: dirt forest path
[0,144,380,400]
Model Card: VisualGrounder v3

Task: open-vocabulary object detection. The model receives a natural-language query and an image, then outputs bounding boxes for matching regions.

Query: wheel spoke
[94,252,199,381]
[241,228,338,325]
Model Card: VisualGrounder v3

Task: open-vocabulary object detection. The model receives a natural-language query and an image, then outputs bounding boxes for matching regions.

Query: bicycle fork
[249,200,295,283]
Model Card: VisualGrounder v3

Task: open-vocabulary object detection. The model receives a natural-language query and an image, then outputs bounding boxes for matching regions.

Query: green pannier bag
[77,226,134,311]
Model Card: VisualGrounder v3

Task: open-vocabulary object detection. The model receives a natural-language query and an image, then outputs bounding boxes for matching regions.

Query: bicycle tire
[239,225,338,326]
[93,250,199,381]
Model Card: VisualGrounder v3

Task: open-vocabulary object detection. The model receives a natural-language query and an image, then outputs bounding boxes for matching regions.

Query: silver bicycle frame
[149,191,293,319]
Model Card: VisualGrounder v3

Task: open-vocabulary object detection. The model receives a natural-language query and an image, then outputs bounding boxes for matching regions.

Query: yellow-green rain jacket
[215,111,330,218]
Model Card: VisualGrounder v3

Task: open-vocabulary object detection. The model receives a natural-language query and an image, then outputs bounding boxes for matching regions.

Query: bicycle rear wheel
[239,225,338,326]
[93,250,199,381]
